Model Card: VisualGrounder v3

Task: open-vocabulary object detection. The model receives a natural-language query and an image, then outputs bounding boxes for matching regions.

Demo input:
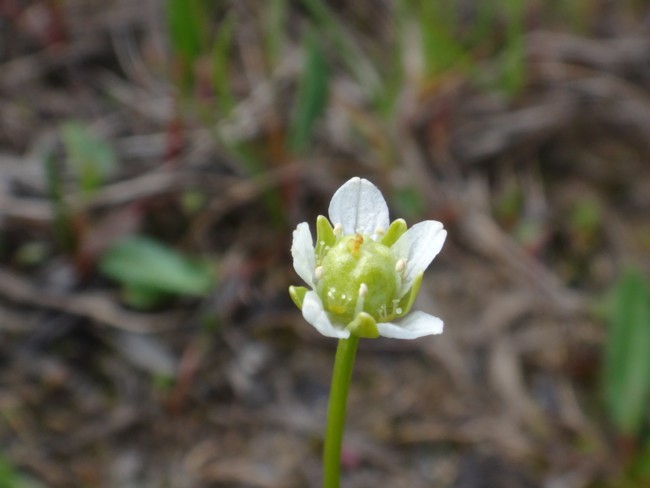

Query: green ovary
[317,234,400,324]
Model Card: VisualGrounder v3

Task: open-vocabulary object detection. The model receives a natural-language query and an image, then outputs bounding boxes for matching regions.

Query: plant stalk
[323,335,360,488]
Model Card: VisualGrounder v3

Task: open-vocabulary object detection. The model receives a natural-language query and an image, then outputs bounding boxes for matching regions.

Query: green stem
[323,335,360,488]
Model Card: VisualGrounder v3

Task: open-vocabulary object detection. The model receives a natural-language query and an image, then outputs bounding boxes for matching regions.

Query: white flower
[290,177,447,340]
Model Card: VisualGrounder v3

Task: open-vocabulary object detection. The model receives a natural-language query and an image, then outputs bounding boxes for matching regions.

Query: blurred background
[1,0,650,487]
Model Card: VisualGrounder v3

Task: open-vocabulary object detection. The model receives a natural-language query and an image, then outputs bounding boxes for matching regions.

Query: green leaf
[299,0,380,95]
[122,283,170,310]
[265,0,288,66]
[626,438,650,483]
[0,455,45,488]
[412,0,468,77]
[212,13,236,116]
[166,0,205,61]
[43,152,75,252]
[288,32,328,153]
[604,269,650,435]
[166,0,207,90]
[499,1,526,97]
[570,197,601,234]
[99,236,215,297]
[391,187,425,219]
[61,121,117,194]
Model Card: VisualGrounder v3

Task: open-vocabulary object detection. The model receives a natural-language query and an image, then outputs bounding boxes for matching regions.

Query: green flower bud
[316,233,402,325]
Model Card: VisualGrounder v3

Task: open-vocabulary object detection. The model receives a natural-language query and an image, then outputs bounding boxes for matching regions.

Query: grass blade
[604,269,650,436]
[289,33,328,153]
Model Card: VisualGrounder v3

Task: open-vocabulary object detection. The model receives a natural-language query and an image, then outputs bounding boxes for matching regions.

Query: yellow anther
[348,233,364,257]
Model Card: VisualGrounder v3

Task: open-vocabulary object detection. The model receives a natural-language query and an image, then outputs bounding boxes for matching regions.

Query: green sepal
[381,218,407,247]
[347,312,379,339]
[289,286,308,310]
[397,272,422,318]
[316,215,336,260]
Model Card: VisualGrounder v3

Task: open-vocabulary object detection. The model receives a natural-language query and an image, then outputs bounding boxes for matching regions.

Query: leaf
[60,121,117,194]
[166,0,205,62]
[418,2,468,77]
[43,152,75,252]
[265,0,288,66]
[391,187,425,219]
[0,455,46,488]
[99,236,215,297]
[299,0,380,95]
[121,283,170,310]
[288,33,328,153]
[604,269,650,435]
[499,1,527,97]
[211,13,236,115]
[166,0,207,90]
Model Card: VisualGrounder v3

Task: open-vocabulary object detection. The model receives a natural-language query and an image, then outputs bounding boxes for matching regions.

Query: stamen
[333,223,343,237]
[314,266,324,280]
[359,283,368,297]
[395,259,407,273]
[375,226,385,236]
[378,304,387,320]
[355,283,368,316]
[391,298,400,315]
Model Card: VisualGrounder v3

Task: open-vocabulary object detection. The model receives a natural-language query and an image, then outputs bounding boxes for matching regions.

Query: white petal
[291,222,316,288]
[328,177,390,237]
[302,291,350,339]
[376,311,444,339]
[393,221,446,296]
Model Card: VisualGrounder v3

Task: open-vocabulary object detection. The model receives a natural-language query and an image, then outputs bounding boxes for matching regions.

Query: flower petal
[393,221,446,296]
[302,291,350,338]
[376,311,444,339]
[291,222,316,288]
[328,177,390,237]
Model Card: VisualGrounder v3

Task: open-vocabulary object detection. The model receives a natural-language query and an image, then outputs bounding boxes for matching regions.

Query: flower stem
[323,335,360,488]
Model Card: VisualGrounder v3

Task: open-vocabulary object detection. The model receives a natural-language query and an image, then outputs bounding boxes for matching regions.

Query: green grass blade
[265,0,288,66]
[500,0,526,97]
[212,13,236,116]
[43,152,75,252]
[604,269,650,435]
[166,0,207,90]
[410,0,468,77]
[61,121,117,194]
[289,33,328,153]
[299,0,381,95]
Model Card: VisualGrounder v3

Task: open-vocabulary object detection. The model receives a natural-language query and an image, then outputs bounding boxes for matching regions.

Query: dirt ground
[1,1,650,487]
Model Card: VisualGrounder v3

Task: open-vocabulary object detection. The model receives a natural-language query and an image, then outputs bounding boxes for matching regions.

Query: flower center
[316,234,400,324]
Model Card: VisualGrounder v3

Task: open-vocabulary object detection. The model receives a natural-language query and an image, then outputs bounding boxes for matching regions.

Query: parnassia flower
[289,177,447,340]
